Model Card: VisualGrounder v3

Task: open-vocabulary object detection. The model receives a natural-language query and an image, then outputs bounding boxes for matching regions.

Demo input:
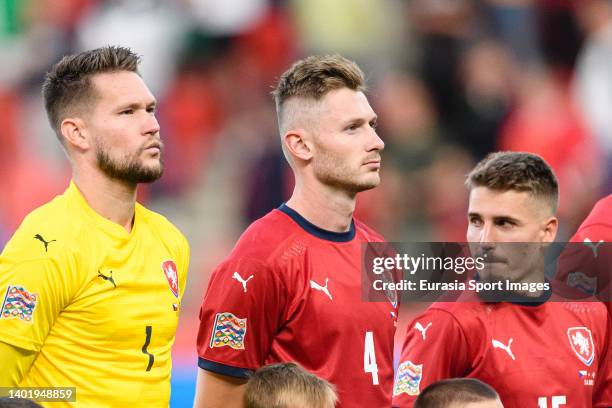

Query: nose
[368,128,385,152]
[143,111,160,136]
[478,223,499,248]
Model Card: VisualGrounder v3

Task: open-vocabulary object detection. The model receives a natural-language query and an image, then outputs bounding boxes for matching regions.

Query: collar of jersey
[277,203,355,242]
[66,180,140,240]
[473,273,553,307]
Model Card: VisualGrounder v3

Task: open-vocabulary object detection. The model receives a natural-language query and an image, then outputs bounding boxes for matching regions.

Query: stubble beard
[313,150,380,194]
[95,142,164,184]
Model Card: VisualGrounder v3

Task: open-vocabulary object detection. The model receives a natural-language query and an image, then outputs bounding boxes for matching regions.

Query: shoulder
[548,301,609,323]
[354,218,385,242]
[209,210,308,288]
[3,191,85,261]
[574,195,612,240]
[426,301,489,328]
[136,204,188,248]
[229,209,304,263]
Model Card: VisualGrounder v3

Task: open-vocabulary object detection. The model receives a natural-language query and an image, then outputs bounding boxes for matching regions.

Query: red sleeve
[392,308,471,408]
[196,256,287,378]
[555,225,612,305]
[593,314,612,408]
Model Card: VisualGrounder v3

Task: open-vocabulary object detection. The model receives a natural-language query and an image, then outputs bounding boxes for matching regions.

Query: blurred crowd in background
[2,0,612,365]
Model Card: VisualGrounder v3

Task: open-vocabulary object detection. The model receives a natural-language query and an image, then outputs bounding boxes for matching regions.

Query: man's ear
[541,216,558,244]
[284,129,313,162]
[60,117,90,151]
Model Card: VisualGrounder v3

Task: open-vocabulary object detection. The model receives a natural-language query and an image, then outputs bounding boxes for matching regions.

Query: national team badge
[0,285,38,322]
[161,260,179,298]
[210,312,247,350]
[567,327,595,366]
[393,361,423,396]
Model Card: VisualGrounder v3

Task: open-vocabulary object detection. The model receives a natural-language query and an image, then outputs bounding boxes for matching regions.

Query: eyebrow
[117,100,157,111]
[468,212,521,223]
[341,114,378,126]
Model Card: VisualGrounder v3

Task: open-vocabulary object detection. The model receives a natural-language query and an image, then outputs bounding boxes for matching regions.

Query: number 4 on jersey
[364,331,379,385]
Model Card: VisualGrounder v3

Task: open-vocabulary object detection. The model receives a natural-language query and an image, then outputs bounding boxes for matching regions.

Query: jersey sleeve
[392,308,470,408]
[0,257,74,352]
[556,225,612,302]
[196,256,287,378]
[177,233,190,304]
[593,314,612,408]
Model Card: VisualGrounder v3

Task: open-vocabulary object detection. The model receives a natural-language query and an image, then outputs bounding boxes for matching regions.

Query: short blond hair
[272,54,365,135]
[244,363,338,408]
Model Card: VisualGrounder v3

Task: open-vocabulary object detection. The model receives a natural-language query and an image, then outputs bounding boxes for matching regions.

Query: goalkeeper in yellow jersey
[0,46,190,407]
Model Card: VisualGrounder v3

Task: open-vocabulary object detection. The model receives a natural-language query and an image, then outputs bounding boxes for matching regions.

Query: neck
[286,178,357,233]
[73,164,138,232]
[509,260,548,298]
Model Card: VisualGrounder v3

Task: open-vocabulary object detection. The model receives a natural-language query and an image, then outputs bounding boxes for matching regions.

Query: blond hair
[245,363,338,408]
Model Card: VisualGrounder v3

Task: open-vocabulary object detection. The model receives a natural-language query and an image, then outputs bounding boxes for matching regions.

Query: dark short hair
[414,378,500,407]
[245,362,337,408]
[466,151,559,213]
[42,46,141,141]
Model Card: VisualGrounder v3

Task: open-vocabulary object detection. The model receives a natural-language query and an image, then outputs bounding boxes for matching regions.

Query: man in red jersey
[194,55,397,407]
[393,152,611,408]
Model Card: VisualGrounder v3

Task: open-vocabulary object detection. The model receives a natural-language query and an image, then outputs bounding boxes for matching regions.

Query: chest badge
[161,260,179,298]
[567,327,595,366]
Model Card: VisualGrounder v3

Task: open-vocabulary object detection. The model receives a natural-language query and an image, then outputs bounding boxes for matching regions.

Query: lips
[144,141,163,152]
[363,157,382,167]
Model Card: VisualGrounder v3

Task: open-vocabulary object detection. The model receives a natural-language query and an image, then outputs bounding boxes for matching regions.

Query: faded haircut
[415,378,501,407]
[466,151,559,214]
[272,54,366,135]
[244,363,338,408]
[42,46,141,142]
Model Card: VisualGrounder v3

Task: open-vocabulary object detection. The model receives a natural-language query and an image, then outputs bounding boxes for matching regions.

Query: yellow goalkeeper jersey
[0,181,189,407]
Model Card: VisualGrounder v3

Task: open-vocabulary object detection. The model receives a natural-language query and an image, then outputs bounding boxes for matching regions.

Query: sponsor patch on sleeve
[393,360,423,397]
[209,312,247,350]
[566,272,597,295]
[0,285,38,323]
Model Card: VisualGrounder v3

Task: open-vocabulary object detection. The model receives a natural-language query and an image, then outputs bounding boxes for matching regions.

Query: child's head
[245,363,338,408]
[415,378,504,408]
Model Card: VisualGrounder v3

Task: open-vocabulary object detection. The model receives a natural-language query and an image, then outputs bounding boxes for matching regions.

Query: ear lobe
[542,216,558,244]
[284,129,313,162]
[60,117,89,150]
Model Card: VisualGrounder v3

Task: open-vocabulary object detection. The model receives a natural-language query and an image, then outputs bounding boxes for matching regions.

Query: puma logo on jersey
[33,234,56,252]
[232,271,254,293]
[310,278,332,300]
[414,322,432,340]
[492,338,515,360]
[97,270,117,289]
[583,238,604,257]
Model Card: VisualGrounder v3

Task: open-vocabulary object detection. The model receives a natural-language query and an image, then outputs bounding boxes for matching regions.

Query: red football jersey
[392,297,612,408]
[556,195,612,304]
[197,204,398,407]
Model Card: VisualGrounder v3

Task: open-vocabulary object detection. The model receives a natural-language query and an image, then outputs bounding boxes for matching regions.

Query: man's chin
[354,174,380,192]
[135,166,164,183]
[102,166,163,184]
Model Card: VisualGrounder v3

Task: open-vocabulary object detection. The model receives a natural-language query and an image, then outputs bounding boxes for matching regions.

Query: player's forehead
[468,186,533,218]
[90,70,156,109]
[318,88,376,123]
